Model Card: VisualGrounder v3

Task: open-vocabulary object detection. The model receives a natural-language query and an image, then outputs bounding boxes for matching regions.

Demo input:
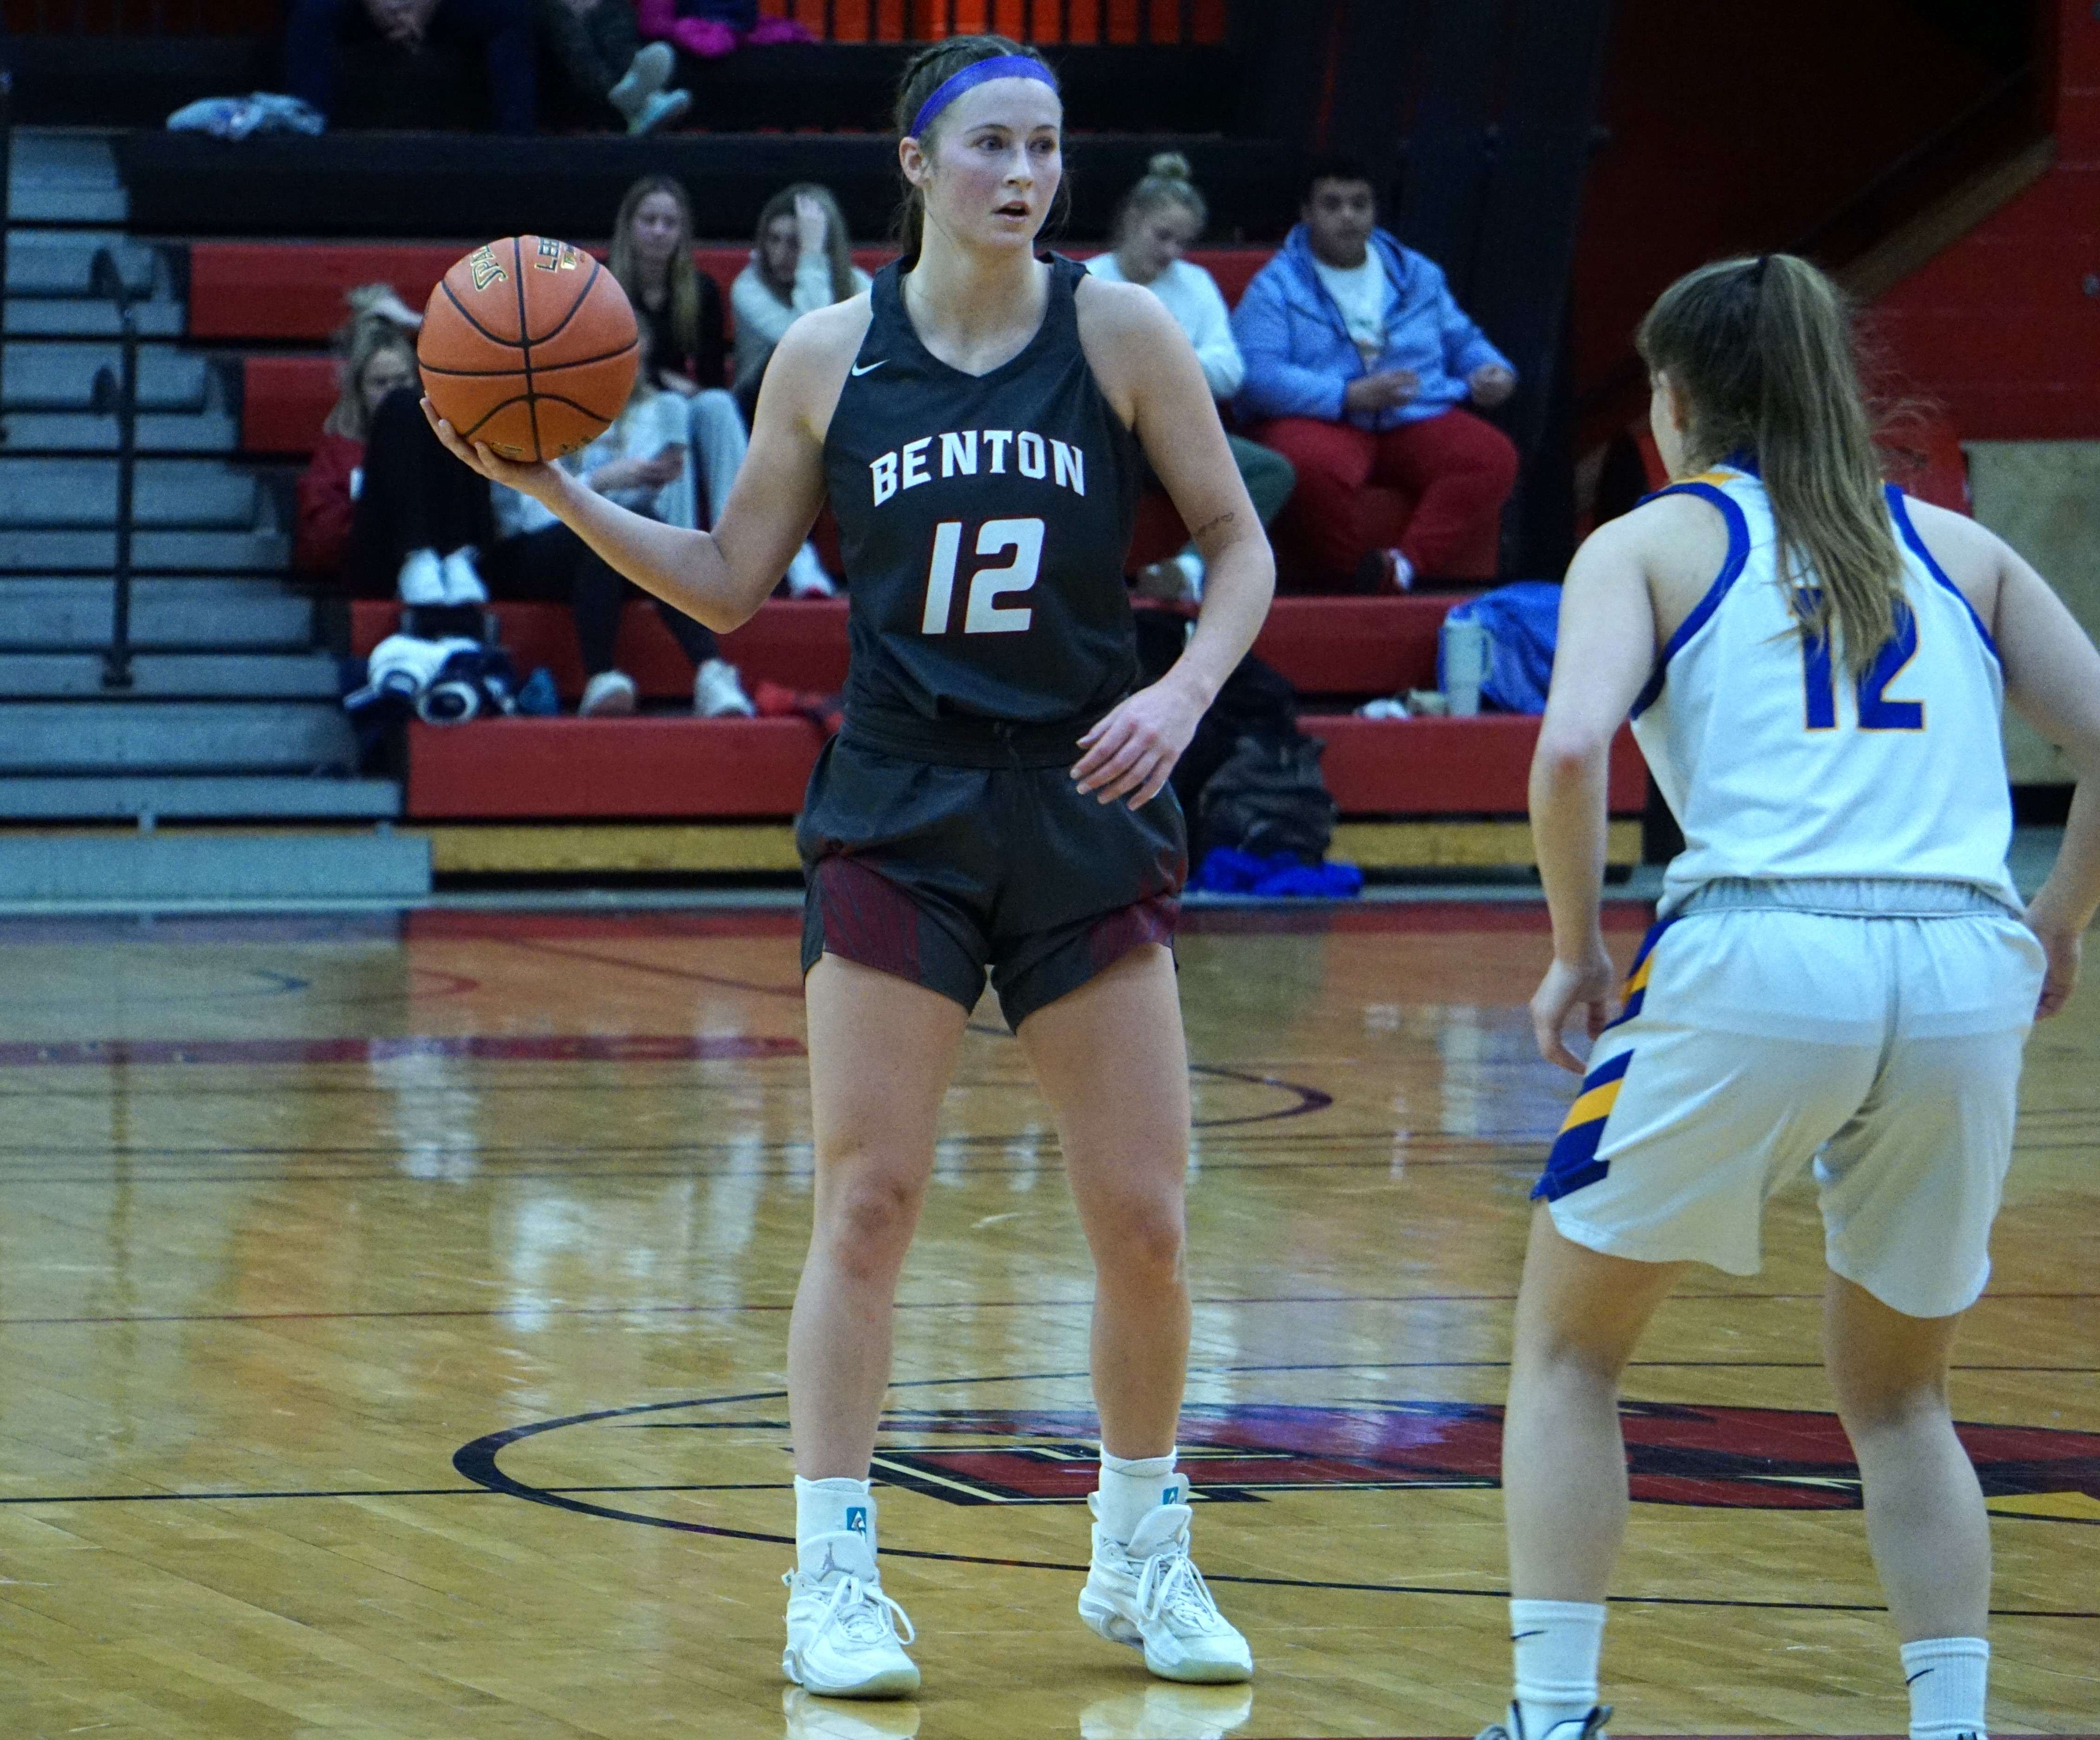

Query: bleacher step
[0,410,237,453]
[6,232,160,300]
[0,700,358,773]
[0,457,262,528]
[8,134,127,225]
[0,529,290,571]
[0,775,399,821]
[6,299,184,339]
[0,579,313,646]
[4,343,213,413]
[0,831,428,903]
[0,652,340,699]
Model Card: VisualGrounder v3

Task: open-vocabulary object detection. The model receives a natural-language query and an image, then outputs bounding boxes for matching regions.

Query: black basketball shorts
[795,723,1188,1031]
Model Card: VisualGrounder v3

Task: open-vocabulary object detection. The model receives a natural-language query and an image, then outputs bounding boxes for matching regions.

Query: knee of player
[1093,1194,1187,1277]
[816,1170,926,1267]
[1830,1370,1954,1439]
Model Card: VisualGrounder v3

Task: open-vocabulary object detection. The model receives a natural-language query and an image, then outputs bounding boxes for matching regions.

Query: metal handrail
[88,248,139,691]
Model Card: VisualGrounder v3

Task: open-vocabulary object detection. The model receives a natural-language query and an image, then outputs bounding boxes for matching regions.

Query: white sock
[1094,1447,1185,1544]
[794,1475,876,1581]
[1901,1636,1988,1740]
[1511,1598,1605,1736]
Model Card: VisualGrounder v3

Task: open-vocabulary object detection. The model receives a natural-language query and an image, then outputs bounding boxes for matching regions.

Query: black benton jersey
[823,254,1143,729]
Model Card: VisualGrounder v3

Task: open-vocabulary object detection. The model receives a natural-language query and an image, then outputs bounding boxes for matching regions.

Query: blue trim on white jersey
[1885,485,2000,663]
[1629,481,1753,720]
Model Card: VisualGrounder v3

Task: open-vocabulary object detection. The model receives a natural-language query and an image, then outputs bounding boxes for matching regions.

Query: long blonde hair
[609,175,700,365]
[1638,254,1904,676]
[323,289,418,440]
[754,182,857,305]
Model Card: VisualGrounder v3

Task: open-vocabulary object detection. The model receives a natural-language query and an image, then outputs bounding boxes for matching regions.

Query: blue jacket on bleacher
[1231,224,1512,433]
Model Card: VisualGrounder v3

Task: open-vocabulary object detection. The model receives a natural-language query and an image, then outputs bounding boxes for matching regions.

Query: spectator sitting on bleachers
[635,0,811,59]
[730,184,870,418]
[296,289,419,580]
[488,325,754,717]
[307,286,497,601]
[1086,152,1294,605]
[608,173,836,598]
[537,0,690,133]
[285,0,536,133]
[1234,153,1518,593]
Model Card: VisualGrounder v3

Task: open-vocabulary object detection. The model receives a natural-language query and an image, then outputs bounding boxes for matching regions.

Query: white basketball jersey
[1631,466,2019,915]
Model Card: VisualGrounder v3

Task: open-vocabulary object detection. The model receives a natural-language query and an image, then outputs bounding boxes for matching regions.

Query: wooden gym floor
[0,902,2092,1740]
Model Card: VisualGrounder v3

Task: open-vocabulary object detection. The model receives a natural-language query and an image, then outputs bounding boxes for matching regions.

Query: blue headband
[910,54,1059,139]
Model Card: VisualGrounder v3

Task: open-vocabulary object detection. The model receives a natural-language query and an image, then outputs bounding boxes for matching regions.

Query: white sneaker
[695,657,754,717]
[396,547,445,605]
[579,670,637,716]
[439,546,487,605]
[1078,1497,1251,1684]
[1475,1705,1612,1740]
[629,88,691,136]
[782,1532,920,1700]
[782,1686,922,1737]
[608,41,674,116]
[787,565,838,599]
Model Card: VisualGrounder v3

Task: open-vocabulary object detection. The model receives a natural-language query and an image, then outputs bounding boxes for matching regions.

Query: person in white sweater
[731,183,872,412]
[1086,152,1294,603]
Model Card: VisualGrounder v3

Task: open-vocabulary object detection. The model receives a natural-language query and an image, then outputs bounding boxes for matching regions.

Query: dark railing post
[92,249,139,692]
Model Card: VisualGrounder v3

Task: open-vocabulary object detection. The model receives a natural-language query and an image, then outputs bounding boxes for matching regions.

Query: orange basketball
[418,235,639,462]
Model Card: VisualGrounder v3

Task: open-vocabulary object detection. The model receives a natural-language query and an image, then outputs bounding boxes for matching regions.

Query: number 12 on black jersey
[921,518,1045,636]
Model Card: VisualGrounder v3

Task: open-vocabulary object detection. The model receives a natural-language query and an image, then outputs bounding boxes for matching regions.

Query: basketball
[417,235,639,462]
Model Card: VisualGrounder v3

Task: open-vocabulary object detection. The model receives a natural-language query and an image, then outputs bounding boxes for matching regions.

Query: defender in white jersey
[1474,256,2100,1740]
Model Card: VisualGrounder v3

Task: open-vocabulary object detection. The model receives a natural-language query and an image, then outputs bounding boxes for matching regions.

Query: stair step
[0,652,342,699]
[8,135,127,225]
[0,529,290,572]
[0,775,399,821]
[0,578,315,647]
[0,458,261,528]
[0,700,358,772]
[6,300,185,339]
[0,831,427,900]
[3,343,213,412]
[6,233,159,300]
[0,411,238,453]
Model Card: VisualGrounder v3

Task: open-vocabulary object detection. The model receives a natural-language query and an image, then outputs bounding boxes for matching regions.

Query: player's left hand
[1530,946,1619,1073]
[1072,674,1204,809]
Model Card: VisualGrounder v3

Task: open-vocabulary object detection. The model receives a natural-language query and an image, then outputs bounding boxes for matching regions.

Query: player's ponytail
[1637,254,1904,677]
[891,34,1062,267]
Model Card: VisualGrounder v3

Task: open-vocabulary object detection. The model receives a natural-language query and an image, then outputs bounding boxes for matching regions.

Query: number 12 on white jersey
[921,518,1044,635]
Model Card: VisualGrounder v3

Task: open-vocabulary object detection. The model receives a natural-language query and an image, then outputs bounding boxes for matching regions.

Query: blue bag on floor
[1438,581,1562,714]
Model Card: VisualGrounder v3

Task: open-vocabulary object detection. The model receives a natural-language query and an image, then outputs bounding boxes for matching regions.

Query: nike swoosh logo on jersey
[850,360,887,376]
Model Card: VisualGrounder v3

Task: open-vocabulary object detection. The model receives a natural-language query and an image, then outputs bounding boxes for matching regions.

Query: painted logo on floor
[456,1393,2100,1529]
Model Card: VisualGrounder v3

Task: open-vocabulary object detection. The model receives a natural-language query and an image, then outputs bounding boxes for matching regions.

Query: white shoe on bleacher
[579,670,638,716]
[396,547,445,605]
[440,546,487,605]
[695,658,755,718]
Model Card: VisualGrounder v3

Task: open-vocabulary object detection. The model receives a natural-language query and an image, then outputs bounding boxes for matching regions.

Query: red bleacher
[205,242,1273,454]
[358,596,1642,822]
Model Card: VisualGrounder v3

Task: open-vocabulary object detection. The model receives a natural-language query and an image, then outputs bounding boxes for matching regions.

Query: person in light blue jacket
[1233,154,1520,591]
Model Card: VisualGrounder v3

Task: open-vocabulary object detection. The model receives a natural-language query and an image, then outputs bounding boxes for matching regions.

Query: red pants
[1251,407,1518,590]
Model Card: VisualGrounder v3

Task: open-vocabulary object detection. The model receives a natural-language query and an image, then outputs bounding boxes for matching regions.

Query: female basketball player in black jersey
[430,34,1274,1700]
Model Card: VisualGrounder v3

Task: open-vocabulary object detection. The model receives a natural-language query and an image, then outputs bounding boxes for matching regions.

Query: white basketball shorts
[1534,880,2046,1319]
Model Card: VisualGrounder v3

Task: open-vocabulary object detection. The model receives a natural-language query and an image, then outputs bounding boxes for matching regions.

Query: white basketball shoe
[1078,1495,1252,1683]
[782,1530,920,1700]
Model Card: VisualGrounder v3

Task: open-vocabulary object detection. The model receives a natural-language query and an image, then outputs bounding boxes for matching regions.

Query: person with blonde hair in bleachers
[1086,153,1293,604]
[731,183,871,416]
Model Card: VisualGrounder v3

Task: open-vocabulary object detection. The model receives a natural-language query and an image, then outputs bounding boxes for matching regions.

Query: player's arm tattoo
[1190,508,1238,552]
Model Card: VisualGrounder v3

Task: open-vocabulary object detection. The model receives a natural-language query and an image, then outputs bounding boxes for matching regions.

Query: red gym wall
[1573,0,2096,447]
